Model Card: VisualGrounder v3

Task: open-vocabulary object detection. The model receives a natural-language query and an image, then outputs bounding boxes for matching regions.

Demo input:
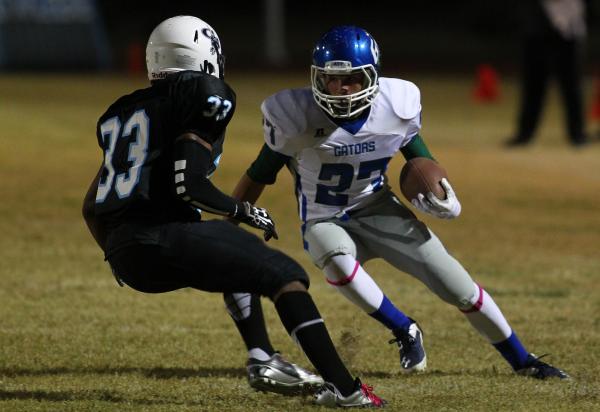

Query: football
[399,157,448,201]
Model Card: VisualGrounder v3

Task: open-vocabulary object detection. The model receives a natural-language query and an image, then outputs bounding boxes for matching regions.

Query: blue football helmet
[311,26,380,118]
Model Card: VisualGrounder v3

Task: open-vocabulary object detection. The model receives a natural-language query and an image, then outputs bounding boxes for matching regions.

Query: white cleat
[247,353,324,395]
[314,378,386,408]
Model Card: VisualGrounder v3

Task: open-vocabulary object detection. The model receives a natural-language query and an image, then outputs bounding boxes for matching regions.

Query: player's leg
[513,33,551,144]
[352,193,568,379]
[107,246,184,293]
[304,221,425,373]
[554,36,586,145]
[223,291,322,395]
[158,220,385,404]
[277,282,386,407]
[224,292,275,361]
[273,282,384,407]
[410,237,567,378]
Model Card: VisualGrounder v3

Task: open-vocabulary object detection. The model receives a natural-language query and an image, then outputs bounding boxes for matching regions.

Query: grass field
[1,72,599,411]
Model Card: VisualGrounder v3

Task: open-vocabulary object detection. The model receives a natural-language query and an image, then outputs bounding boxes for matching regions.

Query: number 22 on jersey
[96,109,149,203]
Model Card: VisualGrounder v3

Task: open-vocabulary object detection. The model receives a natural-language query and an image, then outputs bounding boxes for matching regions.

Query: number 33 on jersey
[94,71,235,223]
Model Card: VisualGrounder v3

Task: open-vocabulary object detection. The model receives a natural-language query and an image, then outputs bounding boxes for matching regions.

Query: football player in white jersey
[228,26,568,386]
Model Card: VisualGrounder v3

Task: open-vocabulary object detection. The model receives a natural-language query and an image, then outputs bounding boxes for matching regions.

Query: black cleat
[389,319,427,373]
[517,354,570,380]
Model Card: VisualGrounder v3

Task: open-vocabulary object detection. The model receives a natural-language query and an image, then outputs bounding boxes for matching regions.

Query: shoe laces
[529,353,548,363]
[315,383,332,397]
[360,383,385,407]
[528,354,564,373]
[388,333,415,350]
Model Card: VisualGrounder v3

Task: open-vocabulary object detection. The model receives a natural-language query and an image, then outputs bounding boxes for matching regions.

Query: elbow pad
[173,138,241,216]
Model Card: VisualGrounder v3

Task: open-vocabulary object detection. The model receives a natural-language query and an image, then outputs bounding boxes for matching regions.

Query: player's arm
[173,133,278,240]
[231,174,266,205]
[232,143,289,202]
[82,166,108,251]
[228,143,289,227]
[400,134,435,161]
[401,135,461,219]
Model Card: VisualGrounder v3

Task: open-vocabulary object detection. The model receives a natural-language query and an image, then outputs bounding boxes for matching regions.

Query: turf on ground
[0,73,599,411]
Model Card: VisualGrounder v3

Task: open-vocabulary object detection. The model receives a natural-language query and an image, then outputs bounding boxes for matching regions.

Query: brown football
[399,157,448,202]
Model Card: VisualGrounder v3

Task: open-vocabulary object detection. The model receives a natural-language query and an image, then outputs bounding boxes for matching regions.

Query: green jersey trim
[246,143,290,184]
[400,134,435,161]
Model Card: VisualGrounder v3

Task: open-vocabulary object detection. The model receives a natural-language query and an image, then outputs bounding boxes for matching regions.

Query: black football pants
[107,220,309,298]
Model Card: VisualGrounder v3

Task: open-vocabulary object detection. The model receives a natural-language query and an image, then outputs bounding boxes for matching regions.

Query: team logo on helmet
[370,39,380,65]
[202,28,221,56]
[146,16,225,80]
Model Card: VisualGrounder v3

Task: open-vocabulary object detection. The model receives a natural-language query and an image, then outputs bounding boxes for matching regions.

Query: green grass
[0,72,599,411]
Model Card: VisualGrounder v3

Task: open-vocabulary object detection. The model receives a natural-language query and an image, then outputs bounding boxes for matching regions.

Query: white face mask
[311,62,379,119]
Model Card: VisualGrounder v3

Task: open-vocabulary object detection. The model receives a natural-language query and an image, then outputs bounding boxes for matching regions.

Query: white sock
[248,347,271,361]
[461,283,512,343]
[324,254,384,313]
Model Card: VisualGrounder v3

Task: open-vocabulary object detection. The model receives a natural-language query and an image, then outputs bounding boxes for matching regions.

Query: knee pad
[433,277,479,310]
[224,293,252,321]
[457,283,482,311]
[304,222,356,269]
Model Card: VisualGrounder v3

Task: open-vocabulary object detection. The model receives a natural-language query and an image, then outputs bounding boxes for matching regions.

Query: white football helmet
[146,15,225,81]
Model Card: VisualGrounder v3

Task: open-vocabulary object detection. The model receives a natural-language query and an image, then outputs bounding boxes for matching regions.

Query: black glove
[234,201,278,241]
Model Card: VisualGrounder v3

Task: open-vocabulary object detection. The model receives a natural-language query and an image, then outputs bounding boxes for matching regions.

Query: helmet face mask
[311,64,378,118]
[311,26,380,119]
[146,16,225,81]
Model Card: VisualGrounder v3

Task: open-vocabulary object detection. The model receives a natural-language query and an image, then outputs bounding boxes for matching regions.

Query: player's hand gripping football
[411,178,462,219]
[235,201,279,241]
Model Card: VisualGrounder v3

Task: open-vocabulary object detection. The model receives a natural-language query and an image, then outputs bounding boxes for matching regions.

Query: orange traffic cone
[590,73,600,139]
[589,73,600,120]
[473,64,500,102]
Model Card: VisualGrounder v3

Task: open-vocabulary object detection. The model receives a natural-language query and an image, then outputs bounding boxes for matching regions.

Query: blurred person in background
[230,25,570,381]
[82,15,385,408]
[506,0,589,147]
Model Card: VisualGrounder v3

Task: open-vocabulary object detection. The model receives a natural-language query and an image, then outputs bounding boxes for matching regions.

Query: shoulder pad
[378,78,421,120]
[169,72,236,143]
[261,88,313,136]
[261,88,317,156]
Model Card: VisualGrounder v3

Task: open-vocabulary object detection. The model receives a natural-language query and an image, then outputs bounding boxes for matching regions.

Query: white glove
[411,178,461,219]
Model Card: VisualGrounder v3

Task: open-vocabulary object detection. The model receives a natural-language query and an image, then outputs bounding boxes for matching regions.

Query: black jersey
[94,71,236,229]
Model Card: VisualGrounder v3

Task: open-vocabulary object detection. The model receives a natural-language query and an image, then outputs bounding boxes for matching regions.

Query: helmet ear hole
[146,16,225,81]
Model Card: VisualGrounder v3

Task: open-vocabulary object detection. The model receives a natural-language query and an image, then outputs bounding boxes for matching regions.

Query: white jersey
[261,77,422,223]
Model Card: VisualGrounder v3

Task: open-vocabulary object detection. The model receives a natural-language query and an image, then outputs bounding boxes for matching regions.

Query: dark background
[97,0,600,75]
[0,0,598,75]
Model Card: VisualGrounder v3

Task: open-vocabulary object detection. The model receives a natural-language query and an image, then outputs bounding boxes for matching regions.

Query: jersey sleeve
[261,89,309,157]
[170,72,236,144]
[172,137,241,217]
[404,112,422,140]
[246,143,289,184]
[400,134,434,160]
[380,78,423,145]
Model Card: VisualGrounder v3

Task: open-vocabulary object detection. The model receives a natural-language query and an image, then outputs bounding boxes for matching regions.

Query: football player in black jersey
[82,16,384,407]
